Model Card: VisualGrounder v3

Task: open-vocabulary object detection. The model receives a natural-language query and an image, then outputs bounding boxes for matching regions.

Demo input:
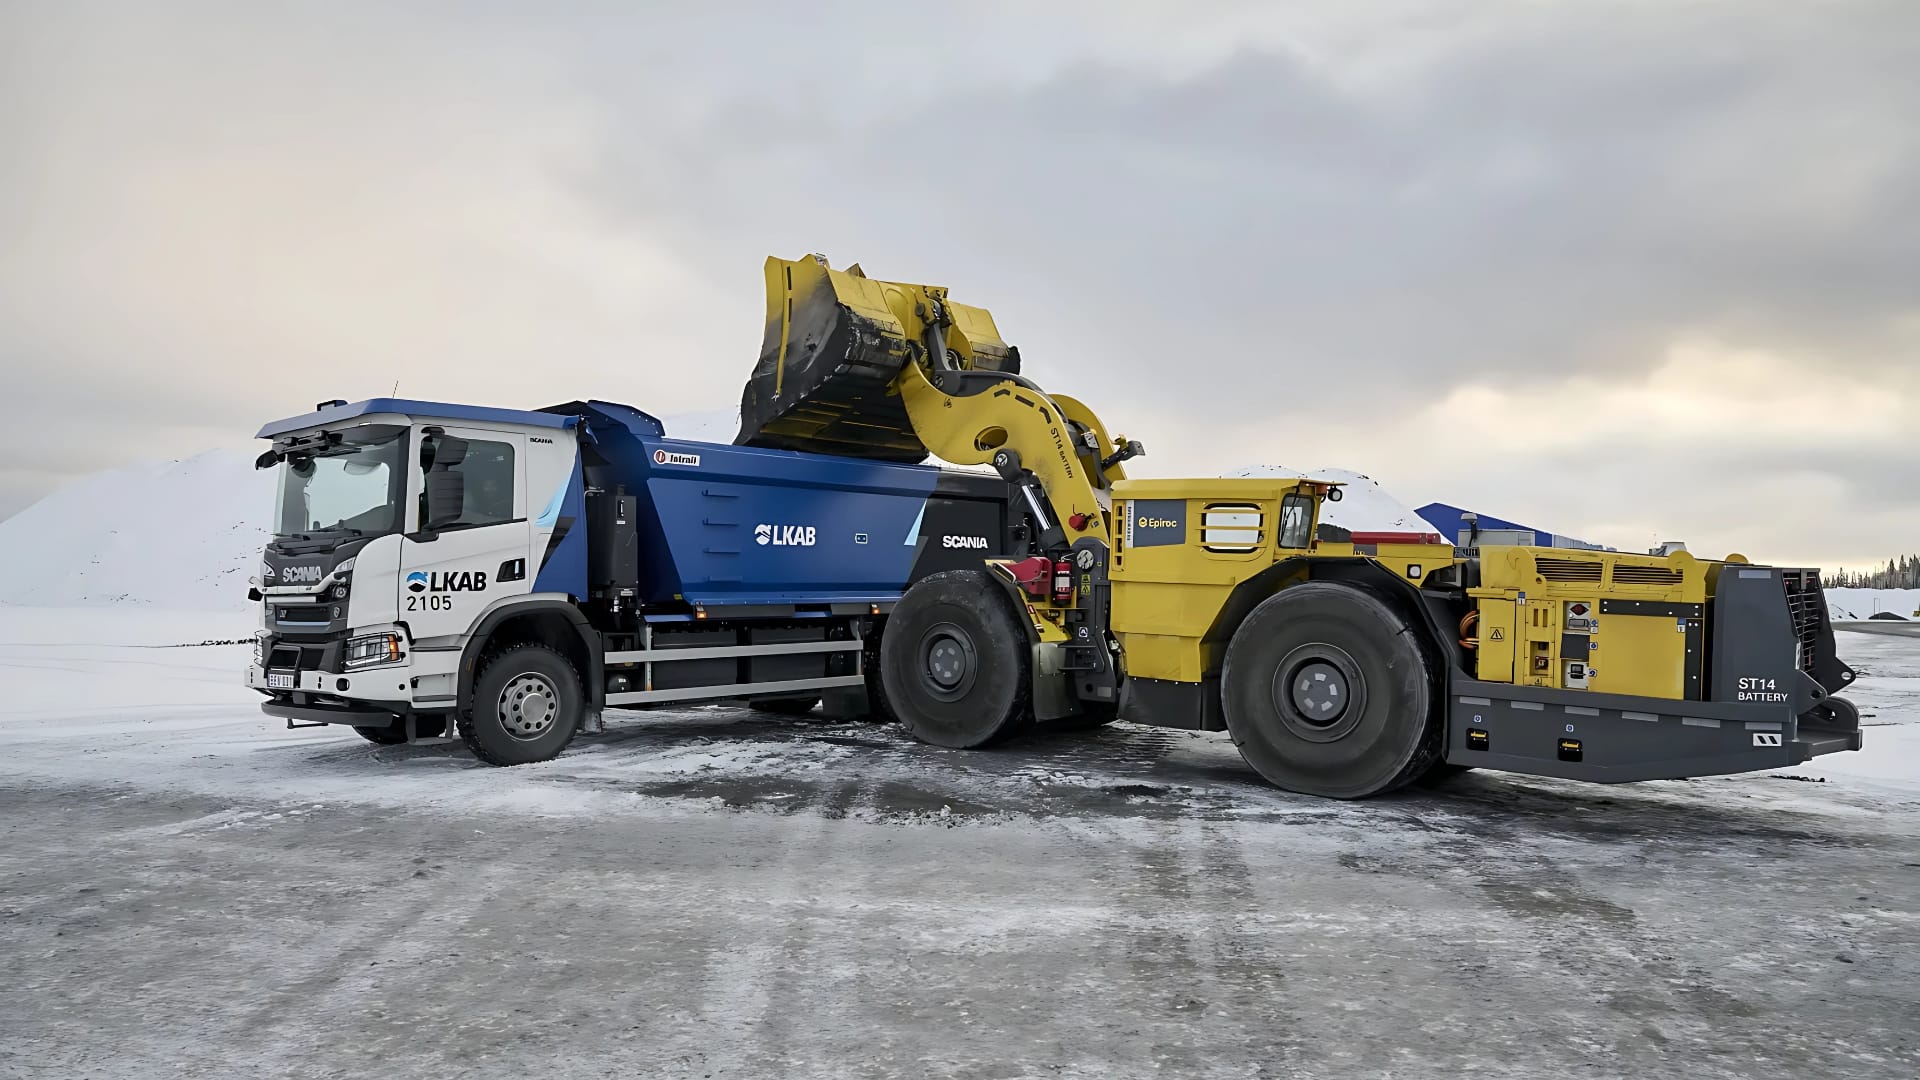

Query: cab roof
[256,398,580,439]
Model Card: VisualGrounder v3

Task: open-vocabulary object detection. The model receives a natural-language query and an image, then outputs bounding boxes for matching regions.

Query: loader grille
[1612,565,1685,586]
[1781,570,1826,676]
[1535,557,1602,582]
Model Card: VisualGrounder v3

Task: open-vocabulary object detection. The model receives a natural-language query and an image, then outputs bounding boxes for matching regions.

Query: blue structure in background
[1415,502,1606,551]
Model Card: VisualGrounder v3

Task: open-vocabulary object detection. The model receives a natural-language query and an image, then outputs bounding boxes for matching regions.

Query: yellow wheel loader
[736,255,1863,799]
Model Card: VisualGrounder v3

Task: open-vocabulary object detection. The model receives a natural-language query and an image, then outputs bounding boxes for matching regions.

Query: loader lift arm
[739,254,1139,554]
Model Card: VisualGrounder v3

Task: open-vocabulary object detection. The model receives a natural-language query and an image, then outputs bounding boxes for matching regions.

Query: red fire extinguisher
[1053,559,1074,604]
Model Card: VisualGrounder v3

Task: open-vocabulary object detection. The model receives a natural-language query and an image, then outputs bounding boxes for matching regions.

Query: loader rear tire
[880,570,1031,748]
[458,644,583,766]
[1221,583,1441,799]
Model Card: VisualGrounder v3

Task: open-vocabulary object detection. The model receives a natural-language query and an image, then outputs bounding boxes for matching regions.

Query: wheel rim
[918,622,979,703]
[497,672,560,740]
[1269,644,1368,742]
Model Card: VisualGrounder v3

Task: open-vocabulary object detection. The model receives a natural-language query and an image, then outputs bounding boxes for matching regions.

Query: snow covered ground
[3,428,1918,1078]
[2,604,1917,1078]
[1827,588,1920,621]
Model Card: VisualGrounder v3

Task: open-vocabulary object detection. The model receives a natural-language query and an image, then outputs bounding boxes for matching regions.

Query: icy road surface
[2,609,1917,1080]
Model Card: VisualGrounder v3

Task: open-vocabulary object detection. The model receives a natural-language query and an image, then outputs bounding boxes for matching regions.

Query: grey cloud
[1,1,1915,567]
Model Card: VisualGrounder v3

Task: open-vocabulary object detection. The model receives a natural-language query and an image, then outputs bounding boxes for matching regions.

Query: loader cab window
[1279,493,1314,549]
[417,433,516,531]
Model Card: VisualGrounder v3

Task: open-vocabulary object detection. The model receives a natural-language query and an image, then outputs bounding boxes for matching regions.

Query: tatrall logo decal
[407,572,429,593]
[652,449,701,467]
[755,523,816,547]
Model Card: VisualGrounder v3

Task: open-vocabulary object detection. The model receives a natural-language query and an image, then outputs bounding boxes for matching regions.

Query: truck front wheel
[1221,582,1441,799]
[458,644,583,766]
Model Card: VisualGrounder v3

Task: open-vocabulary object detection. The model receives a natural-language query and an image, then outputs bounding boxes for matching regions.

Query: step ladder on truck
[243,255,1862,798]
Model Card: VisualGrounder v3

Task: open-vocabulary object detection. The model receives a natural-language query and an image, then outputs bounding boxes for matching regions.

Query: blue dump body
[560,402,956,608]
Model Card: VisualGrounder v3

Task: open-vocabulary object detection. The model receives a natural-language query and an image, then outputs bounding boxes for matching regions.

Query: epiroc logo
[755,523,816,547]
[408,570,488,592]
[1126,500,1187,548]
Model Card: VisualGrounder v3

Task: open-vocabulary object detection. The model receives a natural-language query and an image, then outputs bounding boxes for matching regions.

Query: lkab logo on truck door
[407,569,489,593]
[755,523,816,547]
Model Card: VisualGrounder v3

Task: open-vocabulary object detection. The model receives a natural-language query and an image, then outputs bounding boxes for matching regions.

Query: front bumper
[245,623,461,715]
[262,700,399,727]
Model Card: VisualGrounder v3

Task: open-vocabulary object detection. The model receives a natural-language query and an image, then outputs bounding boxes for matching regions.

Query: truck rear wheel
[458,644,583,766]
[880,570,1031,748]
[355,715,446,745]
[1221,582,1441,799]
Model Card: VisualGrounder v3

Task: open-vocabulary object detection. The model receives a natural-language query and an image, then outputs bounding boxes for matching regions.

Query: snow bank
[0,448,272,610]
[1222,465,1436,536]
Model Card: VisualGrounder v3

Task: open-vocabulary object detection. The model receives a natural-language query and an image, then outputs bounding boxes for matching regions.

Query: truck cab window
[419,436,515,530]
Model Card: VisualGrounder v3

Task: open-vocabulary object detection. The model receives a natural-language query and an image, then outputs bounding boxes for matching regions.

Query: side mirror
[423,469,465,530]
[419,433,468,472]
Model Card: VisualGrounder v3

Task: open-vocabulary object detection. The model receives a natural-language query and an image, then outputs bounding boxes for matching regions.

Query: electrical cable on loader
[738,254,1863,798]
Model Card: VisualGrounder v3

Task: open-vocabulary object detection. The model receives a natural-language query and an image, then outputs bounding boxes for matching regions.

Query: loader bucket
[735,255,1019,462]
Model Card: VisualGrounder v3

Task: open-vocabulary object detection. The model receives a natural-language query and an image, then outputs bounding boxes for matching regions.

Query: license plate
[267,672,295,689]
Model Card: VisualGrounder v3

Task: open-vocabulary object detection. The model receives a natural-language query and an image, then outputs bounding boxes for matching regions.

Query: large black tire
[457,644,583,766]
[1220,582,1442,799]
[354,715,446,745]
[879,570,1032,748]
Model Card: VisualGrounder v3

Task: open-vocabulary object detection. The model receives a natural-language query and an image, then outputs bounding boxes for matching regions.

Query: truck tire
[880,569,1031,748]
[354,715,446,745]
[457,644,583,766]
[1221,582,1441,799]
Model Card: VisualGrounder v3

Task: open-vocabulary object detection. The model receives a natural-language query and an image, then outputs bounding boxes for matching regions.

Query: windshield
[274,427,407,539]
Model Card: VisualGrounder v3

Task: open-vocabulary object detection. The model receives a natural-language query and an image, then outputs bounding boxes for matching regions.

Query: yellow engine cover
[1472,547,1707,700]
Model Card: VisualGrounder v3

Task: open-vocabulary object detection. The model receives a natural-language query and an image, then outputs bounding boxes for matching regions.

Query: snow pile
[1222,465,1436,536]
[1826,588,1920,621]
[0,448,272,610]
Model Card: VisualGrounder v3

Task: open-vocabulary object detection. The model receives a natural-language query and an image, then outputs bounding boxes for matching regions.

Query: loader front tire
[458,644,583,766]
[1221,583,1441,799]
[880,570,1031,748]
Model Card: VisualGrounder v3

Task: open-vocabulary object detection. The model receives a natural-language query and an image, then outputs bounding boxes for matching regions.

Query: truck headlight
[252,633,268,667]
[344,633,402,668]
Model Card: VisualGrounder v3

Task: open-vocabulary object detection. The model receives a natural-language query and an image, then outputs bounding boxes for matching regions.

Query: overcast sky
[3,1,1915,570]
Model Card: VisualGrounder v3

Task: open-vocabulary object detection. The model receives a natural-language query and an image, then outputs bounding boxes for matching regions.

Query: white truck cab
[246,399,584,745]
